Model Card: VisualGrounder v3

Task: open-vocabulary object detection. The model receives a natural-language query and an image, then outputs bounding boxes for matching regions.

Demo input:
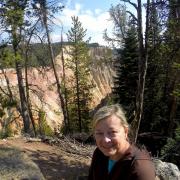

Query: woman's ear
[124,127,129,139]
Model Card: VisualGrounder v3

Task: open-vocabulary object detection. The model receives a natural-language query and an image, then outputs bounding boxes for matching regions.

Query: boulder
[154,159,180,180]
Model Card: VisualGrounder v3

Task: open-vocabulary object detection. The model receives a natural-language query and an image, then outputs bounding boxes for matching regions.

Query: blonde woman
[88,104,155,180]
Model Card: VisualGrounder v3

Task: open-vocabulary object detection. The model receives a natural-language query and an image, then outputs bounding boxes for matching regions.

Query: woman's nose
[103,135,111,142]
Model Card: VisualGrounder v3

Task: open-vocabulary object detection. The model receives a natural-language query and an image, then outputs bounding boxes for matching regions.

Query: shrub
[38,110,54,137]
[161,127,180,168]
[0,124,13,139]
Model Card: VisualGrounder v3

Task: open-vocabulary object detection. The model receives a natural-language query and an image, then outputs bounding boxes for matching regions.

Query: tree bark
[41,4,68,132]
[15,60,31,133]
[131,0,150,142]
[61,34,70,132]
[75,53,82,132]
[24,42,37,136]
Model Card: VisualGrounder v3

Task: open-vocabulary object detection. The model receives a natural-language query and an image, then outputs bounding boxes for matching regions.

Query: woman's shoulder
[132,144,152,160]
[130,145,156,178]
[121,144,152,162]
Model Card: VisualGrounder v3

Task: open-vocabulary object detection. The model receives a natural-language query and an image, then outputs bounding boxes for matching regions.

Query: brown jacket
[88,145,156,180]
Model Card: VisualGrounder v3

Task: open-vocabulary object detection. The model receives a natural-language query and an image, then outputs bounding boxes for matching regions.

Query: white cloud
[95,9,102,15]
[75,3,82,13]
[52,3,113,46]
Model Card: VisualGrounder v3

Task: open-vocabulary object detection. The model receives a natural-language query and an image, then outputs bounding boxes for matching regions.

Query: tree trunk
[0,66,27,129]
[168,95,177,137]
[24,45,37,136]
[61,34,70,132]
[75,55,82,132]
[42,6,68,132]
[131,0,150,142]
[15,60,31,133]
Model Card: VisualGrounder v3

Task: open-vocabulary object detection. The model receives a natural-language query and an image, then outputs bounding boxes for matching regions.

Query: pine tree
[141,1,166,133]
[66,16,92,132]
[0,0,31,134]
[113,24,138,121]
[163,0,180,136]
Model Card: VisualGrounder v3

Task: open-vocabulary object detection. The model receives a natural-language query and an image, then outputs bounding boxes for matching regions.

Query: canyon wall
[0,46,114,134]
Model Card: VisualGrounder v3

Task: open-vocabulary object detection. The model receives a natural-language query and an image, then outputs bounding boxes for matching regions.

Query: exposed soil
[0,137,93,180]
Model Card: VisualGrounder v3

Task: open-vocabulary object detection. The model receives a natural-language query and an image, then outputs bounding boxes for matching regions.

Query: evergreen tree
[141,1,166,133]
[163,0,180,137]
[0,0,31,134]
[105,4,138,118]
[107,1,152,142]
[113,25,138,121]
[66,16,92,132]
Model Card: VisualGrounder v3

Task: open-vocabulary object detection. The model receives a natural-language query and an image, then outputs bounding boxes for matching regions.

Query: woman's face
[94,115,130,160]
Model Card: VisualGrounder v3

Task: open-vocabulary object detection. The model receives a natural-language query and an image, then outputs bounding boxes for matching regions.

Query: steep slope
[0,46,114,134]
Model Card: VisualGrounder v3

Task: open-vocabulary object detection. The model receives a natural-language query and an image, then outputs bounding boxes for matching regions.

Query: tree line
[109,0,179,138]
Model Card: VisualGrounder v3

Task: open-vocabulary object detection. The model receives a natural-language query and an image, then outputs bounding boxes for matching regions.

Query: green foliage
[0,124,13,139]
[0,47,15,68]
[161,138,176,156]
[109,0,179,146]
[27,43,62,67]
[0,43,63,68]
[66,16,93,132]
[0,0,28,52]
[161,127,180,167]
[172,62,180,98]
[0,0,26,27]
[1,99,17,109]
[0,108,5,118]
[0,93,15,139]
[175,127,180,140]
[112,25,138,120]
[0,92,17,109]
[37,109,53,136]
[142,45,167,132]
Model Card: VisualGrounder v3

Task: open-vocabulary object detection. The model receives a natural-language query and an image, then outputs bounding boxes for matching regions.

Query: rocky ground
[0,137,95,180]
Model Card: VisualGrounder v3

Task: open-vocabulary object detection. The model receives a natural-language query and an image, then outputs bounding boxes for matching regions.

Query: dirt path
[0,137,92,180]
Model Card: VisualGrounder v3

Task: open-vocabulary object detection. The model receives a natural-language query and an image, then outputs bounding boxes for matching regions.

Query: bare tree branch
[120,0,138,10]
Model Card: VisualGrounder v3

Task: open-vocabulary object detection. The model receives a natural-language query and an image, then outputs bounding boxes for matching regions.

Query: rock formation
[154,159,180,180]
[0,46,114,134]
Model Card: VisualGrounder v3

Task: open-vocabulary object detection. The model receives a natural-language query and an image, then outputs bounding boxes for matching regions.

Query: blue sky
[66,0,120,10]
[51,0,146,46]
[52,0,123,45]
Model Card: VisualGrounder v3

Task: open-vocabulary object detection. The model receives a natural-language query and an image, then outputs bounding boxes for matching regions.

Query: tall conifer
[66,16,92,132]
[113,25,138,120]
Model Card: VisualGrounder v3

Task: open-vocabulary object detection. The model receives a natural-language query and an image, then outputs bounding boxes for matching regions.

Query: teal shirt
[108,159,116,173]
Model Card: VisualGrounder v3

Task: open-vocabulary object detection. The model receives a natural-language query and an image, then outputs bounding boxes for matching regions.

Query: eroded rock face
[56,46,114,107]
[0,67,63,135]
[0,46,114,134]
[154,159,180,180]
[0,146,45,179]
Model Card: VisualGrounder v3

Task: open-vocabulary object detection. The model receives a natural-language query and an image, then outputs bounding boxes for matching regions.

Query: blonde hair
[92,104,129,130]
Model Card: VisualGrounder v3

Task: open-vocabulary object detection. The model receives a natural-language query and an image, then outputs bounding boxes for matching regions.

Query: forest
[0,0,179,168]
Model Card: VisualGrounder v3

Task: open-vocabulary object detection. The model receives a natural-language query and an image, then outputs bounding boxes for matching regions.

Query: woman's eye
[109,131,117,136]
[95,132,103,136]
